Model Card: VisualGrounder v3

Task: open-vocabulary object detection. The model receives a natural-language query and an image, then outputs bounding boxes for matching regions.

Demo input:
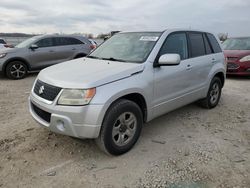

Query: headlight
[239,55,250,62]
[58,88,96,106]
[0,53,7,58]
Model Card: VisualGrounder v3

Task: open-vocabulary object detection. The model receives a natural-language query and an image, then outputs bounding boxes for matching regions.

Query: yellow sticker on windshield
[139,36,159,41]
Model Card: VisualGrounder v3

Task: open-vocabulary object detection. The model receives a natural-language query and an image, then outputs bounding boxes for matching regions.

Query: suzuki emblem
[39,85,45,95]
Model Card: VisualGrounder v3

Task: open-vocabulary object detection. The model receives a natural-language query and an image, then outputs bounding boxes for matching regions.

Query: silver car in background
[29,29,226,155]
[0,34,93,79]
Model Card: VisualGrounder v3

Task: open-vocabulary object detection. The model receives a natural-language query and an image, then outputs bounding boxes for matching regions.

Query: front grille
[31,103,51,123]
[227,62,239,69]
[227,57,238,62]
[34,80,61,101]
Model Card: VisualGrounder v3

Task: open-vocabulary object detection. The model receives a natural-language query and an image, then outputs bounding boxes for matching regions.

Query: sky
[0,0,250,37]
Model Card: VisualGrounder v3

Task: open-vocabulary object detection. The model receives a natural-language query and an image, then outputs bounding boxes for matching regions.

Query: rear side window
[67,38,84,45]
[54,37,84,46]
[188,33,206,58]
[206,33,222,53]
[159,33,188,60]
[35,38,54,48]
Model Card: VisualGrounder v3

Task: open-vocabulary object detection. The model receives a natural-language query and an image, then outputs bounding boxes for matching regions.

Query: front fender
[90,71,153,125]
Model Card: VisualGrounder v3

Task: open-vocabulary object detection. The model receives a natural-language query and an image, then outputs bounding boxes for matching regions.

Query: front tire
[6,61,28,79]
[199,77,222,109]
[96,99,143,155]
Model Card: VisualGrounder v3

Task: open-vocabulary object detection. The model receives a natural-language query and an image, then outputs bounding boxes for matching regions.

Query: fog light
[56,120,65,132]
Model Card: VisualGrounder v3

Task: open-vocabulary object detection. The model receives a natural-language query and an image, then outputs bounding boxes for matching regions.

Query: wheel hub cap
[210,83,219,104]
[112,112,137,147]
[10,64,25,78]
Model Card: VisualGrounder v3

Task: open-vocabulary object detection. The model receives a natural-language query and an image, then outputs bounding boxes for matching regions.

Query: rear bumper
[29,93,105,139]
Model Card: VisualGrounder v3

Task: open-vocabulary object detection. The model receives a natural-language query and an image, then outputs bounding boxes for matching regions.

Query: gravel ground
[0,74,249,188]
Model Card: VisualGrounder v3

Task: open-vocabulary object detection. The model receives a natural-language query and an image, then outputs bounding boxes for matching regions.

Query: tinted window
[189,33,206,57]
[203,34,212,54]
[54,37,83,46]
[67,38,83,45]
[207,33,222,53]
[159,33,188,60]
[35,38,54,48]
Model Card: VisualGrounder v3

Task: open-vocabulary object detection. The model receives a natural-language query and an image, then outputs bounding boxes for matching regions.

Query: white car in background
[0,38,7,48]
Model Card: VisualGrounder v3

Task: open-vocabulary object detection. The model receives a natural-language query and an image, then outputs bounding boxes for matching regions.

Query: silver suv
[0,34,93,79]
[29,29,226,155]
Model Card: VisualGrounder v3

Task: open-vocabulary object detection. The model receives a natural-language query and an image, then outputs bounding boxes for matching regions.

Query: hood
[38,57,145,88]
[224,50,250,58]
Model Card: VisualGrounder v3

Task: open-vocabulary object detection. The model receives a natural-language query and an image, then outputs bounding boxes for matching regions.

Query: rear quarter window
[206,33,222,53]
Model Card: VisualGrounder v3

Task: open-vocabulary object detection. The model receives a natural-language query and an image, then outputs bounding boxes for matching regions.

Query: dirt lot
[0,74,249,188]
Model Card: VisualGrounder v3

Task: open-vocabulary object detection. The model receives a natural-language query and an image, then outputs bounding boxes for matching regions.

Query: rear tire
[6,61,27,79]
[198,77,222,109]
[96,99,143,155]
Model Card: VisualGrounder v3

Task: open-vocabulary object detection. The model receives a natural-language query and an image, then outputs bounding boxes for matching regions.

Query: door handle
[186,64,192,70]
[212,58,217,63]
[49,50,54,53]
[72,48,76,50]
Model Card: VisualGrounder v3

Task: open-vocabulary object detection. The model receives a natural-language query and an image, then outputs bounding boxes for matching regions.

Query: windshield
[88,32,162,63]
[15,36,40,48]
[222,38,250,50]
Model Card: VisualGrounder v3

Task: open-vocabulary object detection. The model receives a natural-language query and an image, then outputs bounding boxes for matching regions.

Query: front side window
[159,33,188,60]
[89,32,162,63]
[35,38,54,48]
[189,33,206,58]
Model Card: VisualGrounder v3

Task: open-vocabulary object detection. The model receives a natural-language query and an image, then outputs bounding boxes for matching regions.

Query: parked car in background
[88,39,97,49]
[29,29,225,155]
[0,34,93,79]
[0,38,7,44]
[223,37,250,76]
[0,38,6,49]
[0,38,14,48]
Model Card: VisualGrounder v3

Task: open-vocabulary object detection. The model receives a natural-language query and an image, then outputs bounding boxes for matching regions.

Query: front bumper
[226,62,250,76]
[29,92,104,139]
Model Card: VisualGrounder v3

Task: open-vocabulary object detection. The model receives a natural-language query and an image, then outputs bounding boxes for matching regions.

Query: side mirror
[158,54,181,66]
[30,44,39,50]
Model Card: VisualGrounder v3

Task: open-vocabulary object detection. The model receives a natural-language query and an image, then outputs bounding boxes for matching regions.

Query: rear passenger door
[187,32,213,90]
[54,37,85,61]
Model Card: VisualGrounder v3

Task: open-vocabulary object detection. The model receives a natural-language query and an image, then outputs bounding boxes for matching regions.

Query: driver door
[152,32,194,118]
[27,37,58,70]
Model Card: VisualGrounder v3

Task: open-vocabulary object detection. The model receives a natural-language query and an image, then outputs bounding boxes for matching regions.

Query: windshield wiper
[87,55,100,59]
[100,57,127,62]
